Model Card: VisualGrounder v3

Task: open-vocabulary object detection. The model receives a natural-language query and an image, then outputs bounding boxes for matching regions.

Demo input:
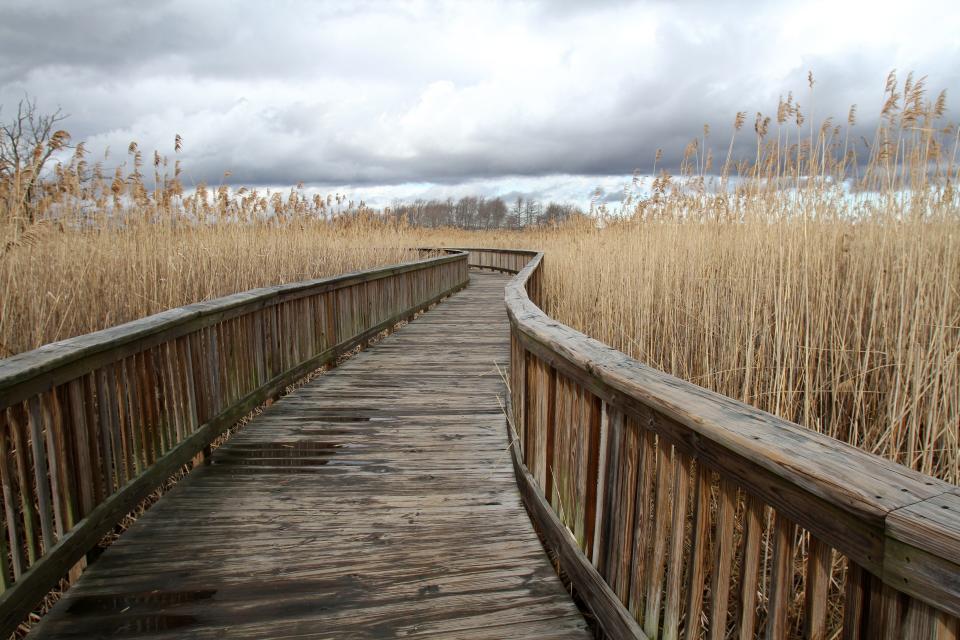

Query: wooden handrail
[457,247,960,639]
[0,249,468,636]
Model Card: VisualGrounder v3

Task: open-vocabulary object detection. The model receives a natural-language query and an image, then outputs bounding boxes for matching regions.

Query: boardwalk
[29,271,591,639]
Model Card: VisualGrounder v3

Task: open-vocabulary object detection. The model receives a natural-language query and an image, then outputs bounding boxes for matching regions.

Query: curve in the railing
[457,247,959,640]
[0,249,468,636]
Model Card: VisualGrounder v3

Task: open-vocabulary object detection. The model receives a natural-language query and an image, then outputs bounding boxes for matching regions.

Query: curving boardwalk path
[30,271,591,639]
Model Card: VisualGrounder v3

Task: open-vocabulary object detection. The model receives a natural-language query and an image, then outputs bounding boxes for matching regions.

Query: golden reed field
[2,71,958,489]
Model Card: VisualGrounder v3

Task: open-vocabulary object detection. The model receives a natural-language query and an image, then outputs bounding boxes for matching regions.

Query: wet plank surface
[30,271,591,639]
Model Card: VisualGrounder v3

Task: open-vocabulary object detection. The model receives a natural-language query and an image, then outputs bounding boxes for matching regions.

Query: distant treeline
[381,196,587,229]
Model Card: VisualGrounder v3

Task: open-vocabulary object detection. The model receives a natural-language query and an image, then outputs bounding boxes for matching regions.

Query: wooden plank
[765,512,796,640]
[0,415,25,579]
[67,379,95,518]
[0,273,474,637]
[737,494,764,640]
[592,401,612,567]
[841,560,871,640]
[22,271,589,640]
[95,368,117,496]
[644,438,674,637]
[26,396,56,552]
[628,427,656,620]
[708,478,736,640]
[505,251,954,583]
[685,463,711,640]
[662,451,691,640]
[6,406,38,566]
[934,609,960,640]
[805,534,832,640]
[885,492,960,616]
[509,416,645,640]
[0,253,468,409]
[610,410,639,602]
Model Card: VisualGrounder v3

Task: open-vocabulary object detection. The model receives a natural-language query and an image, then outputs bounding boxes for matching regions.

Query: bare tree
[0,96,70,223]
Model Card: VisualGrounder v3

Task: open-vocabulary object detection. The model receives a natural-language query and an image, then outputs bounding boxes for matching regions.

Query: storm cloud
[2,0,958,206]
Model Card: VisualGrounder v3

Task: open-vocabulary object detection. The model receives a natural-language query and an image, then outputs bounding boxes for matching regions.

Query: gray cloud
[2,0,958,203]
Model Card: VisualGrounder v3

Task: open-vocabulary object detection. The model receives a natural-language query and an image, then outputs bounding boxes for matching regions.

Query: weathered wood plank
[0,254,471,637]
[26,272,590,640]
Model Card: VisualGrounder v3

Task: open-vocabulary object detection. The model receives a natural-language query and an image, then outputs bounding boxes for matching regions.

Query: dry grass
[1,69,957,488]
[1,69,958,639]
[0,218,419,357]
[453,219,959,485]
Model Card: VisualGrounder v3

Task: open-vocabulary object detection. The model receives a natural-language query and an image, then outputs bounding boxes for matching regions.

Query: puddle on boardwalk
[214,441,343,467]
[67,589,215,614]
[109,614,198,634]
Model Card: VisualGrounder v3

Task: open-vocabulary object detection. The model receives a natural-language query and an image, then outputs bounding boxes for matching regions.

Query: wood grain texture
[28,272,589,639]
[0,253,470,636]
[500,248,960,632]
[0,252,465,409]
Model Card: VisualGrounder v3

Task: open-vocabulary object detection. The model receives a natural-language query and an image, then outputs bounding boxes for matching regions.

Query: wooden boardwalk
[29,271,591,639]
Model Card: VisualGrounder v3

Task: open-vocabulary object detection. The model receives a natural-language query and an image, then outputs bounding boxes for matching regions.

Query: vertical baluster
[235,316,249,394]
[902,598,937,640]
[113,362,135,483]
[145,347,169,457]
[934,609,960,640]
[628,427,656,620]
[254,311,267,385]
[242,315,256,394]
[304,297,316,358]
[42,390,74,535]
[81,373,104,506]
[685,463,712,640]
[208,326,223,415]
[591,402,612,567]
[223,319,237,403]
[189,332,209,425]
[868,582,905,639]
[766,512,796,640]
[804,534,832,640]
[281,301,293,368]
[95,367,118,495]
[582,394,602,560]
[179,337,200,432]
[26,397,55,551]
[610,413,639,601]
[269,305,281,377]
[120,357,143,475]
[737,494,765,640]
[0,413,25,578]
[129,353,150,466]
[842,560,872,640]
[326,291,338,355]
[644,438,674,638]
[0,493,9,591]
[231,317,244,400]
[7,406,38,565]
[709,478,736,640]
[66,379,95,518]
[162,342,184,445]
[595,405,622,578]
[663,451,692,640]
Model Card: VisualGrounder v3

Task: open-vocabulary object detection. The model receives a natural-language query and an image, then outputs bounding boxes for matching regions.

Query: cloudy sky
[2,0,958,207]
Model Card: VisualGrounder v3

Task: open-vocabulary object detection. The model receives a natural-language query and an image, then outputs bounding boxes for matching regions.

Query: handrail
[459,248,960,639]
[0,249,469,636]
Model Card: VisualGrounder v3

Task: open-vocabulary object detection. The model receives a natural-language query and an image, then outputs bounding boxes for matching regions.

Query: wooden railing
[0,250,468,635]
[461,248,960,640]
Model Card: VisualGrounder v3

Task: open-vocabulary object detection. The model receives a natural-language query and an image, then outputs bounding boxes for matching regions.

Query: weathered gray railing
[0,250,468,635]
[460,248,959,640]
